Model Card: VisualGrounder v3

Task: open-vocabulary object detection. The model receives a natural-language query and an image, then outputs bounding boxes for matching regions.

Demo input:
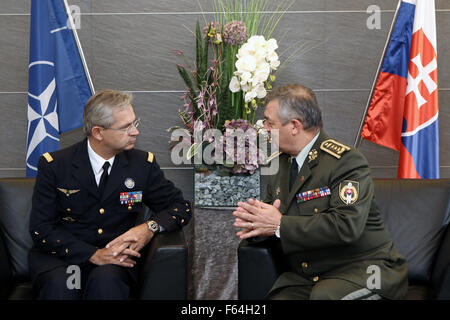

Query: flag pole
[62,0,95,94]
[353,0,402,149]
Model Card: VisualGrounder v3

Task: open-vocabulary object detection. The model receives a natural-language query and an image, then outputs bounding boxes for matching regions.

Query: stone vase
[193,165,261,208]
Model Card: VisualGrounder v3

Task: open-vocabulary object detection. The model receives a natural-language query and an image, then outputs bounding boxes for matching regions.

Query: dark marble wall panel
[436,12,450,88]
[0,16,29,92]
[0,93,27,168]
[0,1,449,179]
[0,169,26,178]
[0,0,30,14]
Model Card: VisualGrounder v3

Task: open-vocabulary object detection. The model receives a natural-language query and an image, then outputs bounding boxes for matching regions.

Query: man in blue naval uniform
[29,89,191,299]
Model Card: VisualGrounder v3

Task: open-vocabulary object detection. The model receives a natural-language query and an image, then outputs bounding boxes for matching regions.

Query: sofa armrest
[0,231,13,299]
[436,264,450,300]
[432,222,450,298]
[137,229,187,300]
[238,238,286,300]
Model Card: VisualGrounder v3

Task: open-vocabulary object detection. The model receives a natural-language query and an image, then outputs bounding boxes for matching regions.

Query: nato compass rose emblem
[26,61,59,174]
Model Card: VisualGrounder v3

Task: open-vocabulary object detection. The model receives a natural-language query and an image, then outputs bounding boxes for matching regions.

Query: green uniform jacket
[264,131,408,299]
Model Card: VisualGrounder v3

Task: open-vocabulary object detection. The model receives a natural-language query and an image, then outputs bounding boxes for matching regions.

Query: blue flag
[26,0,93,177]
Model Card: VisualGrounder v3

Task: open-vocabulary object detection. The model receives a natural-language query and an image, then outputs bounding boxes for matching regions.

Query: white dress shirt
[87,139,115,186]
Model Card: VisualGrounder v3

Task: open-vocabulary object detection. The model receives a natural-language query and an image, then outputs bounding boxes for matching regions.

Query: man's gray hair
[83,89,133,136]
[265,84,323,130]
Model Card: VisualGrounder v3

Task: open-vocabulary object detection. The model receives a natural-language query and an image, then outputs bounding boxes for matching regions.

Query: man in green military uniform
[233,84,408,300]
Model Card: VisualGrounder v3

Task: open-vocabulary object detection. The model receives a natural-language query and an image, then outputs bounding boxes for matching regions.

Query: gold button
[34,231,39,235]
[42,239,46,244]
[66,208,71,212]
[57,239,61,243]
[128,206,132,211]
[99,208,105,214]
[313,276,319,282]
[174,208,178,212]
[98,228,103,235]
[301,262,308,268]
[314,208,318,213]
[65,248,69,254]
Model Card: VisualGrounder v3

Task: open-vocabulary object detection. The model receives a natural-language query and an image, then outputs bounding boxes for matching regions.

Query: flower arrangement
[170,0,292,174]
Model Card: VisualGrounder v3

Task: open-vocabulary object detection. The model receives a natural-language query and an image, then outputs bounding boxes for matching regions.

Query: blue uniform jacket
[28,139,191,276]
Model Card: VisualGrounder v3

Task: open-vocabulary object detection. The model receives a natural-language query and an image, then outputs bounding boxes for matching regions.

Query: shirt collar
[87,139,115,175]
[293,131,320,172]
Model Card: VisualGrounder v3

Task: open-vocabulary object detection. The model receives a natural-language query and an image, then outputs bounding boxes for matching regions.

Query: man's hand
[233,198,282,239]
[105,223,154,256]
[89,246,140,268]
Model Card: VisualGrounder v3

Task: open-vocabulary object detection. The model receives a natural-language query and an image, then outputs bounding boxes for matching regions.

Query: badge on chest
[120,191,142,210]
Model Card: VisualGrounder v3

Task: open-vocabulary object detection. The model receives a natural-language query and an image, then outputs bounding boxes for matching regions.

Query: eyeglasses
[105,118,140,134]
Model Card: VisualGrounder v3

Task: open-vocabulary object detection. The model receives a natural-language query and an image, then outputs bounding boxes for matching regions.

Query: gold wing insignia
[57,188,80,197]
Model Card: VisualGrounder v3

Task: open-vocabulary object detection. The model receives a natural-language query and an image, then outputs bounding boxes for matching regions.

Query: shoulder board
[320,139,351,159]
[147,152,154,163]
[43,152,54,163]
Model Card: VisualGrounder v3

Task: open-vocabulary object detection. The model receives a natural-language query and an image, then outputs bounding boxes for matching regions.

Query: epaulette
[43,152,54,163]
[320,139,351,159]
[147,152,154,163]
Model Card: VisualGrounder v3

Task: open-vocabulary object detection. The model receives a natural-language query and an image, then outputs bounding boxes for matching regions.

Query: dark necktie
[289,157,298,192]
[98,161,110,194]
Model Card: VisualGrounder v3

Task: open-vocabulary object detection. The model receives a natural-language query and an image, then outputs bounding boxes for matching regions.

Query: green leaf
[176,65,198,113]
[195,20,203,88]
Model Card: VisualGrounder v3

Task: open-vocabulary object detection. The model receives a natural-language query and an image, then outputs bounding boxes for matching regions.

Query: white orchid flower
[229,76,241,93]
[270,59,280,70]
[255,85,267,99]
[266,38,278,52]
[244,90,257,103]
[236,55,257,72]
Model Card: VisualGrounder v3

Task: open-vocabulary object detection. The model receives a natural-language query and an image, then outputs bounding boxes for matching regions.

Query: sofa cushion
[373,179,450,283]
[0,178,35,281]
[8,282,35,300]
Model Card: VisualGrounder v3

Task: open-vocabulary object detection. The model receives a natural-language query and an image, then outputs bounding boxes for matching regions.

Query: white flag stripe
[29,60,54,68]
[413,0,437,50]
[401,112,439,137]
[50,26,68,33]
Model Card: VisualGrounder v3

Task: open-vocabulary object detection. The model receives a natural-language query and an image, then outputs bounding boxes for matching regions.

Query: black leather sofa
[0,178,188,300]
[238,178,450,300]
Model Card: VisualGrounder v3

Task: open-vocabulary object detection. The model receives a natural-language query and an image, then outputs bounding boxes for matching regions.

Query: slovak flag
[26,0,93,177]
[361,0,439,179]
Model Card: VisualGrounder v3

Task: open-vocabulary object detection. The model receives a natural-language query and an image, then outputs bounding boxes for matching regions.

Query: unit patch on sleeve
[339,180,359,205]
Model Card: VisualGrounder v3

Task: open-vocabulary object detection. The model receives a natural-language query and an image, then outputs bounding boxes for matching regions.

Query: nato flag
[26,0,93,177]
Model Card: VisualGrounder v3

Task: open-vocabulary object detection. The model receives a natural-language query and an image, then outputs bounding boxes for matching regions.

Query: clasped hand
[89,223,153,268]
[233,198,282,239]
